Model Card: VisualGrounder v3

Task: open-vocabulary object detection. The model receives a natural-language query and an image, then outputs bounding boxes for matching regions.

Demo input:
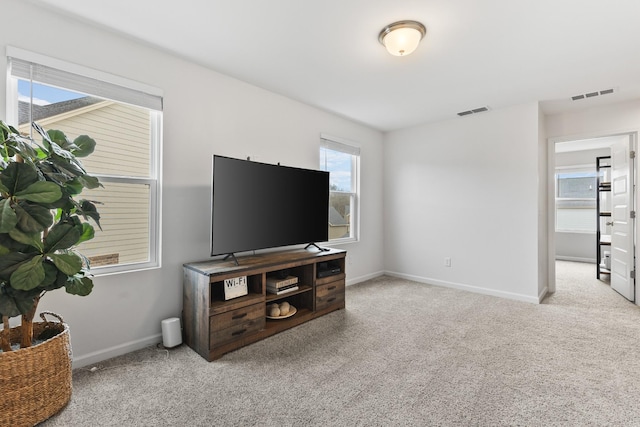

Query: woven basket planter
[0,312,72,427]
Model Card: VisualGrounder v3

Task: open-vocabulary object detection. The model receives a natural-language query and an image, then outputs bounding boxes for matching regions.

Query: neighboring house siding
[19,101,150,265]
[31,101,150,177]
[329,225,349,240]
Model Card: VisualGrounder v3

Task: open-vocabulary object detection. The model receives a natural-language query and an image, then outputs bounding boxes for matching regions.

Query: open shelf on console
[266,285,312,302]
[264,307,313,332]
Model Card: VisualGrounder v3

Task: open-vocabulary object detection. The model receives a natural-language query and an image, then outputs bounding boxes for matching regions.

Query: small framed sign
[224,276,248,300]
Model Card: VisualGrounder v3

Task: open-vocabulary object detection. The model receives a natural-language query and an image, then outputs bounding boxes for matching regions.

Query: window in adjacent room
[320,135,360,242]
[6,47,163,274]
[555,168,597,232]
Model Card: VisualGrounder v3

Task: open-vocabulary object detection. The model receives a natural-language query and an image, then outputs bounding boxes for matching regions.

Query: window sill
[90,261,161,277]
[326,236,359,246]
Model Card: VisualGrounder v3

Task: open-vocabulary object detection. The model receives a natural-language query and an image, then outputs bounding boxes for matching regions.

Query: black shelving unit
[596,156,611,280]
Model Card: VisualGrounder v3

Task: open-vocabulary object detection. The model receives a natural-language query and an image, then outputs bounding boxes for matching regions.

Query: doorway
[550,132,636,303]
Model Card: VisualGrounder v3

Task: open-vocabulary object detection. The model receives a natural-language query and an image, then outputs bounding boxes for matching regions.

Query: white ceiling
[30,0,640,132]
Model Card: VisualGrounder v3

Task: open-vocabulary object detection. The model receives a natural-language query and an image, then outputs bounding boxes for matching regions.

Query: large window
[320,135,360,242]
[555,169,597,232]
[6,47,162,273]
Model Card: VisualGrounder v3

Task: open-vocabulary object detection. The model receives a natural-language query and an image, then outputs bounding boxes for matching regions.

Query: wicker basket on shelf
[0,312,72,427]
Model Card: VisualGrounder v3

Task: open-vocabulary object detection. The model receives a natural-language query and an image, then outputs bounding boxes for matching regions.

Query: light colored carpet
[42,261,640,426]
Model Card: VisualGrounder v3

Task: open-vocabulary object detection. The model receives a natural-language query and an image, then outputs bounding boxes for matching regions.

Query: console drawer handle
[232,329,247,336]
[328,286,336,291]
[327,297,336,303]
[232,313,247,320]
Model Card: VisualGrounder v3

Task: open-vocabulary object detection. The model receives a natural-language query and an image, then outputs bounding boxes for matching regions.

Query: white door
[610,135,635,301]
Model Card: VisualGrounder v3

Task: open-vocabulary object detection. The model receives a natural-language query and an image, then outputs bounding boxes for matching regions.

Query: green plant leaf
[41,261,58,286]
[49,253,82,275]
[50,154,86,177]
[0,252,33,280]
[37,161,70,187]
[44,222,81,252]
[79,200,102,230]
[32,122,51,147]
[0,285,42,317]
[10,255,44,290]
[78,174,101,190]
[0,162,39,195]
[9,229,43,251]
[65,275,93,296]
[64,179,84,196]
[0,244,10,256]
[0,199,18,233]
[15,181,62,203]
[0,292,20,317]
[14,202,53,233]
[72,135,96,157]
[77,222,95,244]
[47,129,75,151]
[0,180,9,195]
[0,233,31,253]
[48,140,74,160]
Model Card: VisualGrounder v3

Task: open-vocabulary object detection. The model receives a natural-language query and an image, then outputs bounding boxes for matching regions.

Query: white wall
[383,102,544,303]
[546,100,640,139]
[0,0,384,367]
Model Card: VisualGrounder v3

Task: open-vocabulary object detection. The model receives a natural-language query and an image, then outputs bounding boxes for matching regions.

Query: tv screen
[211,155,329,257]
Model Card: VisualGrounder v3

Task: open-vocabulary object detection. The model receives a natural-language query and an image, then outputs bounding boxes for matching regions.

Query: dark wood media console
[183,248,346,361]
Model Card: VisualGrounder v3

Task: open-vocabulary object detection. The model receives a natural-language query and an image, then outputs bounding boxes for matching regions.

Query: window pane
[320,147,352,192]
[19,81,151,178]
[14,67,160,271]
[556,208,596,232]
[79,182,151,266]
[328,192,352,239]
[557,172,596,198]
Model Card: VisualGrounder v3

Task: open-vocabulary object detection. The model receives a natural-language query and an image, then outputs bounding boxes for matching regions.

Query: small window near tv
[320,135,360,242]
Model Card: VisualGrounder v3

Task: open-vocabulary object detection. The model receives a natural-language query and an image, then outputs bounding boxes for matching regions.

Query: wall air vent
[457,106,490,117]
[571,88,615,101]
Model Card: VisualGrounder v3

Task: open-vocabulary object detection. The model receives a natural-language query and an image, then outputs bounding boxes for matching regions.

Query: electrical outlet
[444,257,451,267]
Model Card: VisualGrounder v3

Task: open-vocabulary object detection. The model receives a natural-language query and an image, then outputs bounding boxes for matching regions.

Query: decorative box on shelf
[224,276,248,300]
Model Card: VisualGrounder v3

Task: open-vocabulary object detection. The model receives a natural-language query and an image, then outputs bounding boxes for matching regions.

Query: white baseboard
[72,333,162,369]
[555,256,596,264]
[384,271,541,304]
[538,285,549,303]
[346,270,385,286]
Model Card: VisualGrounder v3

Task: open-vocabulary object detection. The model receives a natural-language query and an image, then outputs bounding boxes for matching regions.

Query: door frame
[547,130,638,303]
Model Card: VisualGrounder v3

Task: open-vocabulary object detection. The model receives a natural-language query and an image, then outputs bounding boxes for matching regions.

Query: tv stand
[305,242,329,252]
[222,253,239,266]
[183,248,346,361]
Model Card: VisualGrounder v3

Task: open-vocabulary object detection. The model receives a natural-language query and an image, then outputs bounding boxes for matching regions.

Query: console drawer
[211,303,264,331]
[316,280,345,311]
[210,303,265,348]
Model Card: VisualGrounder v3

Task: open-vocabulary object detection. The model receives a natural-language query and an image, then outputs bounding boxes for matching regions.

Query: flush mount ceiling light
[378,20,426,56]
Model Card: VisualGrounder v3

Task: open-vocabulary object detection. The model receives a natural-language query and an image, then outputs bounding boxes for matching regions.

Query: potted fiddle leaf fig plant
[0,119,101,426]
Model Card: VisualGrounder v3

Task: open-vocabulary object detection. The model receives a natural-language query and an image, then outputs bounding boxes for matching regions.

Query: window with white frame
[6,48,162,273]
[320,135,359,242]
[555,168,597,232]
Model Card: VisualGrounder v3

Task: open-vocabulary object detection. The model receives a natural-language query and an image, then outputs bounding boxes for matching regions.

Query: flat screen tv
[211,155,329,259]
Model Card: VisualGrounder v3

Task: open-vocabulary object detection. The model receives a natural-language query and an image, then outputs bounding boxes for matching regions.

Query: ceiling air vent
[571,88,615,101]
[457,106,490,117]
